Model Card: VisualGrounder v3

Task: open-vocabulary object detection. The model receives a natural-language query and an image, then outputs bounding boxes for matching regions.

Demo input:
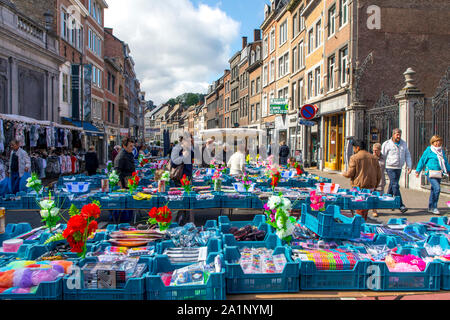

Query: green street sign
[270,98,288,114]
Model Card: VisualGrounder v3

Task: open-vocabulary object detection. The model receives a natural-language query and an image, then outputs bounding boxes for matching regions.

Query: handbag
[429,170,443,179]
[169,161,184,181]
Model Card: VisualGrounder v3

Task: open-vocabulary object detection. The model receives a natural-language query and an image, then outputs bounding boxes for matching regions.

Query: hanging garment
[4,121,14,147]
[46,128,52,148]
[14,123,26,147]
[63,130,69,148]
[67,131,73,149]
[0,119,5,153]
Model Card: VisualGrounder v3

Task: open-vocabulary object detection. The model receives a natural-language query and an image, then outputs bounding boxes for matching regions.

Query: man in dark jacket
[279,141,290,166]
[85,146,99,176]
[115,138,136,188]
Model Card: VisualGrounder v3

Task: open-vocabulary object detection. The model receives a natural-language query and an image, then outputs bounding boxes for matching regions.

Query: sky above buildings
[104,0,268,105]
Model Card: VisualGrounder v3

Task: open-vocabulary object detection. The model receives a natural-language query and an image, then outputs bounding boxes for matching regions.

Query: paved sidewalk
[308,169,450,224]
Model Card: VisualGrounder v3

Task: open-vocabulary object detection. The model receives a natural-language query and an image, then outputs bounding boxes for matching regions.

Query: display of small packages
[81,256,148,289]
[238,247,287,274]
[163,247,208,264]
[167,223,216,247]
[159,255,222,287]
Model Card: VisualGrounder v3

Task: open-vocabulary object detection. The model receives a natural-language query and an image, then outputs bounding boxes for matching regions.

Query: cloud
[104,0,240,105]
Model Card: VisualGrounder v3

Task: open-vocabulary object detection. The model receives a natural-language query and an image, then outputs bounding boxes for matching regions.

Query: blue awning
[62,118,104,137]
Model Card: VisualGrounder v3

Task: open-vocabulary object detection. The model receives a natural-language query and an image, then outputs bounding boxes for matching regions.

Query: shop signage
[120,128,129,136]
[299,119,316,126]
[270,98,288,114]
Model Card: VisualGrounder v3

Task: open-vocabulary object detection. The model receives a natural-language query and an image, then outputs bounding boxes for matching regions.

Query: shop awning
[62,117,104,137]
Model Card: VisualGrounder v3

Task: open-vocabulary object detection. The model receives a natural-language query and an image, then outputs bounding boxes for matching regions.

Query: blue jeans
[10,172,20,194]
[427,177,441,210]
[386,169,404,207]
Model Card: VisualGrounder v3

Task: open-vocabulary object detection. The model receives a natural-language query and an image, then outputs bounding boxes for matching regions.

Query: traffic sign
[300,104,317,120]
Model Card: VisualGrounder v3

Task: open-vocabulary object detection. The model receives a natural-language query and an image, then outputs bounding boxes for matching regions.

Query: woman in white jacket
[227,143,246,176]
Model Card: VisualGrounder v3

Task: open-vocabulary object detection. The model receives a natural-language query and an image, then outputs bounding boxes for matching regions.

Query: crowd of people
[1,127,447,224]
[342,128,449,221]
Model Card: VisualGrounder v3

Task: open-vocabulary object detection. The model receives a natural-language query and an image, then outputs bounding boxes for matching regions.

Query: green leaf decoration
[44,233,65,245]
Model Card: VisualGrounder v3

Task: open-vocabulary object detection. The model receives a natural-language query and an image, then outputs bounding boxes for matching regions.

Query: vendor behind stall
[8,139,30,194]
[114,138,136,188]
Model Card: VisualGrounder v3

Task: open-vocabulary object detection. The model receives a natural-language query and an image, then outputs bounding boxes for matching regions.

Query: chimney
[254,29,261,42]
[242,36,248,49]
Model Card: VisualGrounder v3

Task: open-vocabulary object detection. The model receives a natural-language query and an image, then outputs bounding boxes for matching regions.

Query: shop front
[323,113,346,171]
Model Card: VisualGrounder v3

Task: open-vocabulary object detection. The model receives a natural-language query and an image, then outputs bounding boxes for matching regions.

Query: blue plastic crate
[147,253,226,300]
[63,256,151,300]
[0,194,25,210]
[127,194,159,209]
[372,234,405,249]
[387,218,408,225]
[429,217,450,231]
[345,196,373,210]
[300,204,363,240]
[0,277,64,300]
[218,215,267,234]
[190,193,221,209]
[426,234,450,251]
[157,237,222,256]
[368,261,441,291]
[296,257,372,291]
[161,194,190,210]
[222,227,277,247]
[224,246,299,294]
[97,194,127,209]
[221,193,252,209]
[371,192,401,209]
[440,261,450,290]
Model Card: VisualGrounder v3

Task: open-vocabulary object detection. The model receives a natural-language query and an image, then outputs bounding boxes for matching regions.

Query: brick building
[248,30,263,130]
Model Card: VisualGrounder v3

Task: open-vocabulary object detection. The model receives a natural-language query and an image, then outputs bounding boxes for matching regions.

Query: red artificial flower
[144,159,149,164]
[88,220,98,235]
[132,172,138,177]
[81,203,101,219]
[134,176,140,184]
[148,207,158,219]
[66,214,87,233]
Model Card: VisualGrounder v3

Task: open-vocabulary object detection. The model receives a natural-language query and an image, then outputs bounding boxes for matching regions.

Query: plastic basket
[0,277,63,300]
[0,194,25,210]
[156,237,222,256]
[127,195,159,209]
[224,246,299,294]
[97,195,127,210]
[371,192,401,209]
[346,196,373,210]
[63,256,151,300]
[296,257,371,291]
[221,193,252,209]
[147,253,226,300]
[300,204,363,240]
[368,261,441,291]
[190,193,221,209]
[218,215,267,233]
[162,195,190,210]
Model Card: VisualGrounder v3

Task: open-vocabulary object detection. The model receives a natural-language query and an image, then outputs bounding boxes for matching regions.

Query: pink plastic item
[3,239,23,253]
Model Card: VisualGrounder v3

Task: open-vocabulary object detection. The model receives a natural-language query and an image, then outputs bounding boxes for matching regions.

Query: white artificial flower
[50,207,60,217]
[281,198,292,211]
[40,200,54,210]
[277,217,284,230]
[268,196,282,210]
[40,209,49,218]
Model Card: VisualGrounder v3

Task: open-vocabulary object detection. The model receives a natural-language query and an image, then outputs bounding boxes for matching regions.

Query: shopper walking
[279,141,290,166]
[85,146,99,176]
[8,139,30,194]
[115,138,136,188]
[170,133,194,225]
[381,128,412,214]
[342,139,381,221]
[371,143,386,218]
[112,145,121,163]
[415,135,450,215]
[227,143,246,176]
